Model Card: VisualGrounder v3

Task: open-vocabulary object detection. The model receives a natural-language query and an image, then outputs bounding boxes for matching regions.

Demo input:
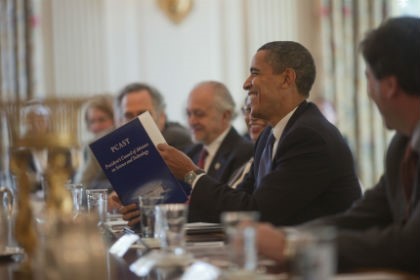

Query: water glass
[291,226,336,280]
[86,189,108,224]
[155,204,188,255]
[0,186,13,252]
[221,211,259,271]
[65,183,84,213]
[138,195,163,238]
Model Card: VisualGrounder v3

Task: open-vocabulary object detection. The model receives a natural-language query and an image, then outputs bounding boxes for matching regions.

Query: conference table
[0,221,418,280]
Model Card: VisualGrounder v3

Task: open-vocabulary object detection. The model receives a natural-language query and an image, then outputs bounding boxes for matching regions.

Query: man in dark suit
[185,81,253,184]
[253,17,420,274]
[158,42,362,225]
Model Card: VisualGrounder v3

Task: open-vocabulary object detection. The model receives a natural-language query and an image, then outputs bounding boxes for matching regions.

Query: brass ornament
[157,0,193,24]
[1,98,85,261]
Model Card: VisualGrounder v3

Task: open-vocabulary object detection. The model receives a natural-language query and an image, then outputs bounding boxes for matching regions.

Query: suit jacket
[186,127,253,184]
[163,121,193,152]
[189,101,362,225]
[304,132,420,273]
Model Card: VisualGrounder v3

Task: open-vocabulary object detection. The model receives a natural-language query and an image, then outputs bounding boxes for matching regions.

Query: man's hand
[108,191,122,212]
[108,191,140,227]
[157,143,199,179]
[119,203,141,227]
[255,223,286,263]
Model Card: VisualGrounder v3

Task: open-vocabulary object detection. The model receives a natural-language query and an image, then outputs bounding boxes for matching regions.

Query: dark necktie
[257,133,275,187]
[197,148,208,170]
[401,144,419,203]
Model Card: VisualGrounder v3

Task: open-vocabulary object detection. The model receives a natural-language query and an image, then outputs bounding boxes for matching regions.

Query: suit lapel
[270,100,310,162]
[409,121,420,214]
[207,128,236,177]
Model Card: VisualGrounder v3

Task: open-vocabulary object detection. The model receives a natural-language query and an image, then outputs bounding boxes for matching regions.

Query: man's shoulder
[225,127,252,144]
[287,102,345,143]
[163,121,193,151]
[222,127,253,151]
[164,121,190,135]
[214,128,253,166]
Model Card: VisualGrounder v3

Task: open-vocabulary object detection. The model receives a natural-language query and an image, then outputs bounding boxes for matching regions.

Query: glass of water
[138,195,163,238]
[221,211,259,271]
[65,183,85,213]
[155,203,188,255]
[86,188,108,225]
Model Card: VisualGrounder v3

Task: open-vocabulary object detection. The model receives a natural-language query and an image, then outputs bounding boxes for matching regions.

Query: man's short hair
[193,81,237,120]
[360,16,420,96]
[116,82,166,114]
[258,41,316,97]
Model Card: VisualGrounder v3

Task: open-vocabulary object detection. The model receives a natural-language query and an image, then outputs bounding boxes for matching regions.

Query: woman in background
[84,95,115,137]
[74,95,115,189]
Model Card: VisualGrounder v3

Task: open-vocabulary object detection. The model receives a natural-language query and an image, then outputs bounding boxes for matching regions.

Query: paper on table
[334,272,410,280]
[109,233,139,258]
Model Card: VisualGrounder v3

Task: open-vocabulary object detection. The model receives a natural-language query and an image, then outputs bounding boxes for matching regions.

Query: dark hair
[360,16,420,96]
[258,41,316,97]
[116,82,166,114]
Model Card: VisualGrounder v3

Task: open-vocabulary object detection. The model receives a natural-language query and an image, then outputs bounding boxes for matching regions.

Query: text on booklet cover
[89,111,187,205]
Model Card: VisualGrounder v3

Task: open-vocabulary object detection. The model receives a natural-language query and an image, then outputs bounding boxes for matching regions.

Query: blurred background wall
[1,0,420,189]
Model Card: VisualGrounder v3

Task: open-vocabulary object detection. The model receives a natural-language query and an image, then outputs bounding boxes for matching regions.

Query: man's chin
[193,135,203,143]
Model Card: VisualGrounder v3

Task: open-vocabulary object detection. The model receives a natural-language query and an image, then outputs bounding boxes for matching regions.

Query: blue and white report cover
[89,111,187,205]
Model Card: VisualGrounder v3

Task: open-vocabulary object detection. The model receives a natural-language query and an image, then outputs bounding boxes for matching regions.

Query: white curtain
[320,0,393,189]
[0,0,33,101]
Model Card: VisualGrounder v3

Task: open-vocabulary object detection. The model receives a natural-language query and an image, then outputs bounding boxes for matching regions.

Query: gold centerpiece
[2,98,85,258]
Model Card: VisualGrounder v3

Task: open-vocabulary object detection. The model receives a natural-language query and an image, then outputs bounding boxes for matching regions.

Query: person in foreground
[254,16,420,274]
[158,41,361,225]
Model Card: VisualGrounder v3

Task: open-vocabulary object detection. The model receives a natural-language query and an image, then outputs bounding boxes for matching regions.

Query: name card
[109,233,139,258]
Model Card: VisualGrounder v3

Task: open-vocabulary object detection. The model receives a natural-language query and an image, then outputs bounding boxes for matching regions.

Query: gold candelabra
[2,98,86,259]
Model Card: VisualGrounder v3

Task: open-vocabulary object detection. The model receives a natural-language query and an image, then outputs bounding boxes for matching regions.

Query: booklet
[89,111,188,205]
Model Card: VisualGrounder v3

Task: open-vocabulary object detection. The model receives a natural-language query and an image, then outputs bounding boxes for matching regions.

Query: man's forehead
[122,91,154,108]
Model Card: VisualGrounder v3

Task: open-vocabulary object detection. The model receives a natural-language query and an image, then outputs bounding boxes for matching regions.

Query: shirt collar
[203,126,231,157]
[271,106,298,141]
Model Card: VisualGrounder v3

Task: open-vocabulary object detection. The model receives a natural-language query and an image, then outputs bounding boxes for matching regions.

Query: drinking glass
[65,183,85,213]
[138,195,163,238]
[221,211,259,271]
[291,226,336,280]
[0,186,13,252]
[86,189,108,224]
[155,204,188,255]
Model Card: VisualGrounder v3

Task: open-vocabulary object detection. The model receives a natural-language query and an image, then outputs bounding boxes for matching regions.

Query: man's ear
[281,68,296,88]
[222,109,233,122]
[382,75,399,98]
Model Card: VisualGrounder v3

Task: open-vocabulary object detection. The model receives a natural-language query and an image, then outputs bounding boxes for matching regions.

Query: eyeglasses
[241,105,251,115]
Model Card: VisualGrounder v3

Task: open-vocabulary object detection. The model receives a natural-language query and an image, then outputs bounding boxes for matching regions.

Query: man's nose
[243,76,251,90]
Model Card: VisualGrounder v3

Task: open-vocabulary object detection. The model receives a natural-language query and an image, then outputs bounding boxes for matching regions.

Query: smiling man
[184,81,253,184]
[253,16,420,274]
[158,41,362,225]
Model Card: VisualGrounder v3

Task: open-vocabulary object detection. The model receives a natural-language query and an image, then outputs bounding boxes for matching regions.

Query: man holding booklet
[252,16,420,274]
[156,41,362,226]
